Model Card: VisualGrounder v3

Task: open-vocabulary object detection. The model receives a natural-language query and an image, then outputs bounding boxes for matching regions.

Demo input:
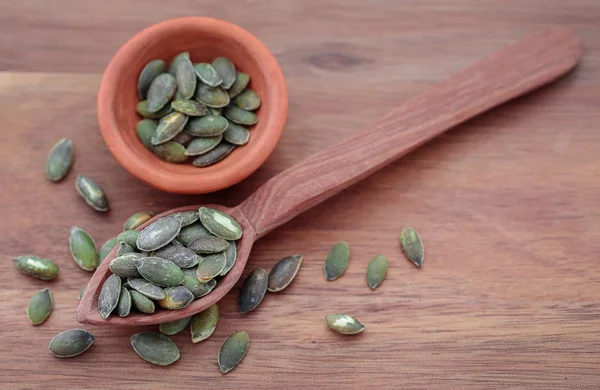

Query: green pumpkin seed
[129,290,156,313]
[195,85,230,108]
[177,222,212,245]
[196,252,226,281]
[170,99,209,117]
[186,115,229,137]
[78,283,87,300]
[152,141,188,163]
[128,277,165,300]
[135,257,184,287]
[228,72,250,98]
[49,329,95,358]
[131,332,180,366]
[136,119,158,149]
[147,73,177,113]
[116,287,131,317]
[13,255,59,280]
[116,242,135,256]
[69,226,98,271]
[109,254,142,278]
[238,268,268,314]
[220,240,237,276]
[172,131,194,146]
[224,105,257,125]
[169,52,190,75]
[324,241,350,281]
[325,314,365,335]
[158,286,194,310]
[75,175,109,212]
[173,210,198,227]
[159,317,191,336]
[209,107,223,116]
[123,211,154,231]
[152,243,201,268]
[136,100,172,119]
[45,138,73,182]
[198,207,243,240]
[27,288,53,325]
[218,331,249,374]
[191,304,219,343]
[268,255,303,292]
[182,268,217,297]
[151,112,188,146]
[192,142,236,167]
[138,59,166,99]
[184,135,222,156]
[233,89,261,111]
[99,237,119,264]
[401,227,424,268]
[367,254,388,290]
[175,56,196,99]
[98,274,121,319]
[117,230,140,249]
[223,123,250,146]
[194,63,223,87]
[212,57,236,89]
[187,236,229,254]
[137,214,183,252]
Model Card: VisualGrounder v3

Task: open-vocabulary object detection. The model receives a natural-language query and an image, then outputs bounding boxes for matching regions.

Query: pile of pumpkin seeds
[136,53,260,166]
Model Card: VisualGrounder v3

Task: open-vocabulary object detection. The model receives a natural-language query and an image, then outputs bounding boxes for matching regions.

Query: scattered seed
[45,138,73,182]
[238,268,268,314]
[49,329,95,358]
[218,331,249,374]
[324,241,350,281]
[400,227,424,268]
[78,283,87,300]
[13,255,59,280]
[75,175,109,212]
[191,304,219,343]
[69,226,98,272]
[27,288,53,325]
[131,332,180,366]
[325,314,365,335]
[268,255,303,292]
[366,254,388,290]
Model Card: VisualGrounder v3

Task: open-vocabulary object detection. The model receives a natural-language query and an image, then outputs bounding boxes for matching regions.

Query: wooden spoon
[78,26,582,326]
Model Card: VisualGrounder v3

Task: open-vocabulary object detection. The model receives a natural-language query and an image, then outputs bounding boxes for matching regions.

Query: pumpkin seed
[151,112,188,146]
[135,257,184,287]
[367,254,388,290]
[178,222,212,245]
[78,283,87,300]
[400,227,424,268]
[220,240,237,276]
[13,255,59,280]
[136,100,172,119]
[238,268,268,314]
[186,115,229,137]
[128,277,166,300]
[195,85,230,108]
[218,331,249,374]
[187,236,229,254]
[49,329,95,358]
[131,332,180,366]
[45,138,73,182]
[137,214,183,251]
[75,175,109,212]
[157,286,194,310]
[233,89,261,111]
[109,254,143,278]
[268,255,303,292]
[223,123,250,146]
[224,105,257,125]
[194,63,223,87]
[172,131,194,146]
[325,314,365,335]
[173,210,199,227]
[182,268,217,297]
[175,56,196,99]
[170,99,209,116]
[192,142,236,167]
[184,135,222,156]
[117,242,135,256]
[129,290,156,313]
[169,52,190,75]
[117,230,139,249]
[123,211,154,231]
[98,274,121,319]
[209,107,223,116]
[147,73,177,113]
[212,57,236,89]
[152,141,188,163]
[117,287,132,317]
[324,241,350,281]
[159,317,191,336]
[136,119,158,149]
[27,288,53,325]
[152,242,201,268]
[191,304,219,343]
[99,237,119,264]
[198,207,243,240]
[196,252,227,281]
[138,59,166,99]
[228,72,250,98]
[69,226,98,271]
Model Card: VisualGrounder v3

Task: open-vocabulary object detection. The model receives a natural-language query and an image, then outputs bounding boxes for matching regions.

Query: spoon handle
[239,26,582,239]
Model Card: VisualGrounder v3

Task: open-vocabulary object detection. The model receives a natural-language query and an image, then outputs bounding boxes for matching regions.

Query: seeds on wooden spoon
[198,207,243,240]
[182,268,217,298]
[116,287,132,318]
[220,240,237,276]
[99,237,119,264]
[134,257,184,287]
[157,286,194,310]
[136,214,183,252]
[151,243,201,268]
[127,278,165,300]
[196,252,227,281]
[187,236,229,254]
[98,274,121,319]
[117,230,140,250]
[129,290,156,314]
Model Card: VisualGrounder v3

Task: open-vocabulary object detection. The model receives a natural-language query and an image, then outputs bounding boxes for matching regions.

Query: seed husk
[194,63,223,87]
[184,135,222,156]
[198,207,243,240]
[195,85,230,108]
[117,230,140,250]
[129,290,156,313]
[223,123,250,146]
[157,286,195,310]
[137,214,183,252]
[69,226,98,271]
[136,100,172,119]
[98,274,121,319]
[135,257,184,287]
[45,138,73,182]
[220,240,237,276]
[182,268,217,297]
[75,175,109,212]
[186,115,229,137]
[49,329,95,358]
[136,119,158,149]
[13,255,59,280]
[159,317,191,336]
[152,141,188,163]
[131,332,180,366]
[78,283,87,300]
[212,57,236,89]
[196,252,227,281]
[218,331,249,374]
[238,268,268,314]
[169,52,190,75]
[117,287,132,317]
[128,277,166,300]
[170,99,210,117]
[151,112,189,146]
[400,227,424,268]
[324,241,350,281]
[123,211,154,231]
[27,288,53,325]
[325,314,365,335]
[192,142,236,167]
[178,222,212,245]
[268,255,303,292]
[109,254,143,278]
[233,89,261,111]
[117,242,135,257]
[147,73,177,113]
[227,72,250,98]
[175,56,196,99]
[224,105,257,125]
[173,210,199,227]
[187,236,229,254]
[191,304,219,343]
[138,59,166,99]
[99,237,119,264]
[152,242,201,268]
[367,254,388,290]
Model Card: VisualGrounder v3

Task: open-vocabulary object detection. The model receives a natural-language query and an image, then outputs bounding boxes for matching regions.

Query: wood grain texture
[1,1,600,388]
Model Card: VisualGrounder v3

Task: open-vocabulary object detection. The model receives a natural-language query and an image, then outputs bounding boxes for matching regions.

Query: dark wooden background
[1,1,599,388]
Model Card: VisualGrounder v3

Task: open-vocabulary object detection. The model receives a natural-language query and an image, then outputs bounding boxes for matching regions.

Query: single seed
[157,286,194,310]
[227,72,250,98]
[49,329,95,358]
[136,119,158,149]
[152,141,188,163]
[45,138,73,182]
[147,73,177,113]
[135,257,184,287]
[174,210,199,227]
[109,254,143,278]
[400,227,424,268]
[13,255,59,280]
[223,123,250,146]
[159,317,191,336]
[184,135,222,156]
[69,226,98,272]
[171,99,210,116]
[178,222,212,245]
[128,277,166,300]
[325,314,365,335]
[117,230,140,250]
[182,268,217,297]
[75,175,109,212]
[192,142,236,167]
[175,55,196,99]
[220,240,237,276]
[151,112,189,146]
[136,100,172,119]
[267,255,303,292]
[218,331,249,374]
[212,57,236,89]
[117,287,132,317]
[224,105,257,125]
[233,89,261,111]
[366,254,388,290]
[116,242,135,257]
[198,207,243,240]
[196,252,227,281]
[131,332,180,366]
[98,274,121,319]
[27,288,53,325]
[123,211,154,231]
[99,237,119,264]
[138,59,166,99]
[129,290,156,313]
[186,115,229,137]
[187,236,229,254]
[169,52,190,75]
[137,214,183,252]
[324,241,350,281]
[190,304,219,343]
[152,242,201,268]
[193,63,223,87]
[238,268,268,314]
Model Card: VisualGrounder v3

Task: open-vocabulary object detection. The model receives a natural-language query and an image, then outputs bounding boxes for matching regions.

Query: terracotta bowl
[97,17,288,194]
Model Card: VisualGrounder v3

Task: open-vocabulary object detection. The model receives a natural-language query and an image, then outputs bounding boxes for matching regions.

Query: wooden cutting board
[1,1,599,388]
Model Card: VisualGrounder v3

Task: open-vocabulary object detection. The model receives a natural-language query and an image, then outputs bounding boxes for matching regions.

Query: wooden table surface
[1,1,599,388]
